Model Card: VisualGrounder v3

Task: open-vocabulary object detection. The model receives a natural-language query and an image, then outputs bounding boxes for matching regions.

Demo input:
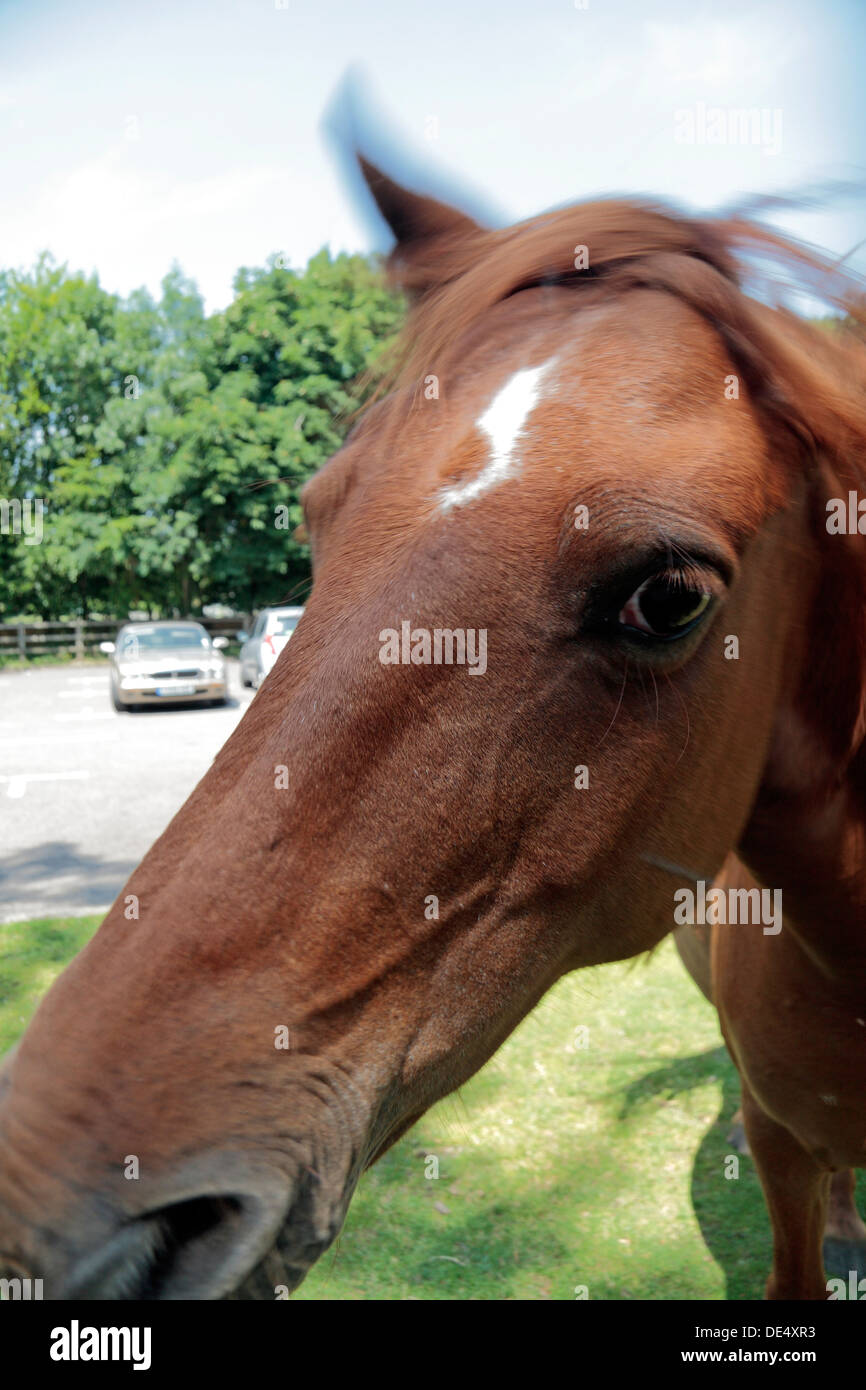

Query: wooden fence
[0,617,249,663]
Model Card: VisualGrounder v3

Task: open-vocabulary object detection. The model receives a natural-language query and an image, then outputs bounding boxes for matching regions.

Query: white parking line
[0,736,120,748]
[0,771,90,799]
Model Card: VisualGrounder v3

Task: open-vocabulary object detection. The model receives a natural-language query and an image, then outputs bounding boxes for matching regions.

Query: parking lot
[0,662,254,922]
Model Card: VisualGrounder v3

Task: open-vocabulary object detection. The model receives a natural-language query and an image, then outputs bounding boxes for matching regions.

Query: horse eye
[618,572,712,640]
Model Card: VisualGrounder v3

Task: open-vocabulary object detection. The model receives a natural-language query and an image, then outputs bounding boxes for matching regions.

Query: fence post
[17,625,26,659]
[74,620,84,660]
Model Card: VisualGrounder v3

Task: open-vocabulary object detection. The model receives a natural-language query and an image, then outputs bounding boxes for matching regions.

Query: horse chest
[720,958,866,1168]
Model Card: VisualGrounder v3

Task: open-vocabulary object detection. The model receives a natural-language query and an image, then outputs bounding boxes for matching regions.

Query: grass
[0,914,813,1299]
[0,916,102,1053]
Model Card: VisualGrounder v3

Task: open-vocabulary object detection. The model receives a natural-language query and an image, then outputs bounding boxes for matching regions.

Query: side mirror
[236,630,249,642]
[212,636,229,650]
[99,641,116,654]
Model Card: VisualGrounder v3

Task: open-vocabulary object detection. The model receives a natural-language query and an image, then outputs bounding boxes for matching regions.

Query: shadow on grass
[617,1041,771,1300]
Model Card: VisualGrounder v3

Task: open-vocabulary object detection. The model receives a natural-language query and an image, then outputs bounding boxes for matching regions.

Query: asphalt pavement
[0,662,255,923]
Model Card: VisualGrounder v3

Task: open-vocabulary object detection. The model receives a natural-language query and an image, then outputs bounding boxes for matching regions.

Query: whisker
[598,655,630,746]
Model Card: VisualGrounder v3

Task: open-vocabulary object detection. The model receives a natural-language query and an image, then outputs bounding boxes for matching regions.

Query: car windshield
[119,626,210,656]
[270,614,302,635]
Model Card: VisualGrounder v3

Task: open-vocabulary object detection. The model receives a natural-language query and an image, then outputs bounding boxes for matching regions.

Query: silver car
[101,621,229,710]
[238,606,304,689]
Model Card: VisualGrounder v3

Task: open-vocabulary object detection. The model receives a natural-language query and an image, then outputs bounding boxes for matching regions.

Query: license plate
[155,685,196,696]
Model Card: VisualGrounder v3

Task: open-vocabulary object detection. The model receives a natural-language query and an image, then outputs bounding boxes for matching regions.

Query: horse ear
[357,155,483,295]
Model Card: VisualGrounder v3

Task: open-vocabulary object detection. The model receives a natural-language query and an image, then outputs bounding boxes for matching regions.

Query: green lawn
[1,915,784,1298]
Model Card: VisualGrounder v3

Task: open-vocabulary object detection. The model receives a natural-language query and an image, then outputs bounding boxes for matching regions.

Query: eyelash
[581,561,720,642]
[620,567,713,636]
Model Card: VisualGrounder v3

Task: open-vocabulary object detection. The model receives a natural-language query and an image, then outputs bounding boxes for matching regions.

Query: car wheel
[110,680,126,712]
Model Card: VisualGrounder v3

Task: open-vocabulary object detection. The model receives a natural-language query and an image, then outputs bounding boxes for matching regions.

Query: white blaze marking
[438,359,557,511]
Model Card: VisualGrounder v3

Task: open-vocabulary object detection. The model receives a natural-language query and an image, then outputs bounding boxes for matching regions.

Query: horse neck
[739,713,866,987]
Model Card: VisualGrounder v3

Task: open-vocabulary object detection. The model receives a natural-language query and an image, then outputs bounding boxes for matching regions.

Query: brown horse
[2,154,866,1300]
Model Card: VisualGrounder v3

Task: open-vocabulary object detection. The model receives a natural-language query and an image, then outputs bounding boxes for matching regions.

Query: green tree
[132,248,404,614]
[0,248,404,621]
[0,256,157,616]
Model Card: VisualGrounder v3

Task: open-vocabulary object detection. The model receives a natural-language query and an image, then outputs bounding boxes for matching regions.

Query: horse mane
[375,196,866,495]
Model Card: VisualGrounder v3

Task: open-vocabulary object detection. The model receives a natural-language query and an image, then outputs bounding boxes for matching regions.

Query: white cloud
[644,18,797,85]
[1,147,294,308]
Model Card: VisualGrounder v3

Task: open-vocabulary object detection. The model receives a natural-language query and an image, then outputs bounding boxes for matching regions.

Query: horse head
[1,154,865,1298]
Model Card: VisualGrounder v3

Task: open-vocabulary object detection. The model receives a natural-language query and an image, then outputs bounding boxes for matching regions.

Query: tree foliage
[0,250,404,619]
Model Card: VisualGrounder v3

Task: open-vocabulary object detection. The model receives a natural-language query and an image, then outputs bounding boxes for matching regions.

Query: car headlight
[207,661,223,678]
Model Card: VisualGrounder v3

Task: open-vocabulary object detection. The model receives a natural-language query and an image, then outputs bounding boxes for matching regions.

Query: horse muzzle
[0,1147,327,1299]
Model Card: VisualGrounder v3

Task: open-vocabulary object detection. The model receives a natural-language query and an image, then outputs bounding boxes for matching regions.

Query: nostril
[137,1194,246,1299]
[66,1186,285,1300]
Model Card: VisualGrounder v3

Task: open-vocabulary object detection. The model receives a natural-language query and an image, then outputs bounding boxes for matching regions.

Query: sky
[0,0,864,312]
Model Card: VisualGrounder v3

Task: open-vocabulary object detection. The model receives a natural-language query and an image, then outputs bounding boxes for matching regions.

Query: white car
[102,621,229,710]
[238,607,304,689]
